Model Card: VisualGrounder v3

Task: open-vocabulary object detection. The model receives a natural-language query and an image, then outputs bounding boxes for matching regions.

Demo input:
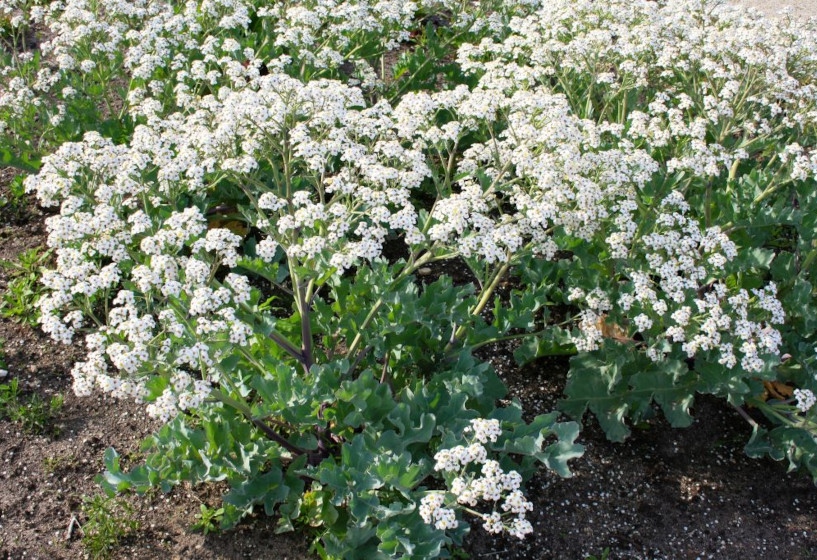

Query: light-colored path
[732,0,817,18]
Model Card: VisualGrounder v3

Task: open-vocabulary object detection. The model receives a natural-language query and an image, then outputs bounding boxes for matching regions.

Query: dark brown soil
[467,347,817,559]
[2,175,816,560]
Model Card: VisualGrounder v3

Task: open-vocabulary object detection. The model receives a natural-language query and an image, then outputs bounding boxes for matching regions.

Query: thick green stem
[466,329,548,354]
[705,182,712,228]
[748,397,798,428]
[751,166,790,205]
[728,158,740,182]
[300,278,315,371]
[445,261,511,353]
[732,403,758,428]
[236,299,307,367]
[269,331,308,366]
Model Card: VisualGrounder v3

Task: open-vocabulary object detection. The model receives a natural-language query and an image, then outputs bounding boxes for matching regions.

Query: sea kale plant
[2,0,817,556]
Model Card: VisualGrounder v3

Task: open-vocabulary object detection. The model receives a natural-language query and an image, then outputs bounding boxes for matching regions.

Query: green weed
[80,495,140,560]
[0,246,51,325]
[0,174,30,222]
[585,547,611,560]
[42,452,79,474]
[192,504,224,535]
[0,377,63,435]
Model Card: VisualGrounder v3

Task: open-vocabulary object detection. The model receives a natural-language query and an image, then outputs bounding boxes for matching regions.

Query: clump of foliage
[0,173,30,222]
[80,495,140,560]
[0,246,50,324]
[0,377,63,435]
[1,0,816,557]
[42,452,79,474]
[192,504,224,535]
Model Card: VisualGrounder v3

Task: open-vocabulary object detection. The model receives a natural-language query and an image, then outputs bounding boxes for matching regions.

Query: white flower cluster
[795,389,816,414]
[22,56,449,416]
[0,0,37,29]
[11,0,802,433]
[257,0,539,80]
[456,0,817,182]
[262,0,418,72]
[569,288,615,353]
[420,419,534,539]
[1,0,538,161]
[22,126,272,419]
[570,192,785,371]
[418,493,458,531]
[463,417,504,443]
[408,87,658,264]
[1,0,163,150]
[14,59,423,422]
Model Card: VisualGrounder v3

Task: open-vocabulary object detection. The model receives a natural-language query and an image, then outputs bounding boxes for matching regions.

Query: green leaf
[513,327,575,365]
[770,252,797,281]
[223,466,289,522]
[98,448,152,494]
[0,148,40,172]
[629,359,696,428]
[695,360,755,405]
[560,350,632,442]
[541,421,584,478]
[562,347,699,441]
[745,424,817,482]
